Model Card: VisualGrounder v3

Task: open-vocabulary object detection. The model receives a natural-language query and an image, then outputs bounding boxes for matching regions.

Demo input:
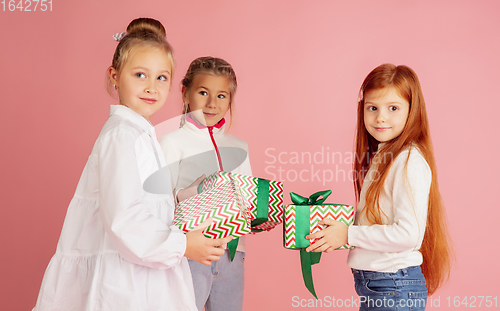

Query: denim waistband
[351,266,422,281]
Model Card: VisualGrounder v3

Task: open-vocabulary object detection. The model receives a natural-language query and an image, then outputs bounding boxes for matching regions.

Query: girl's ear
[181,85,188,104]
[108,67,119,86]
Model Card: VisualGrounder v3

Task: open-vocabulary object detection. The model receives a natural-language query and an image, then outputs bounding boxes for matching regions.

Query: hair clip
[357,90,364,103]
[113,32,127,42]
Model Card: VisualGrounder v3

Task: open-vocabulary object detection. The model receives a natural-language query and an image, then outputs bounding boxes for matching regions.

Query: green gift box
[283,190,354,299]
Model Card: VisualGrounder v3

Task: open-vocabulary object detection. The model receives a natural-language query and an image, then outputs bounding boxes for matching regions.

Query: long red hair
[353,64,452,295]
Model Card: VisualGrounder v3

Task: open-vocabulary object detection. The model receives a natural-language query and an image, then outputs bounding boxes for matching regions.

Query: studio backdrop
[1,0,498,310]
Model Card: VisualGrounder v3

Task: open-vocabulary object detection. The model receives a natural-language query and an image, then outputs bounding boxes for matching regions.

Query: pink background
[1,0,499,309]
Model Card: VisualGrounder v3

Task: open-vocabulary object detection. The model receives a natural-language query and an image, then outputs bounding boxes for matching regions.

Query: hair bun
[126,17,166,39]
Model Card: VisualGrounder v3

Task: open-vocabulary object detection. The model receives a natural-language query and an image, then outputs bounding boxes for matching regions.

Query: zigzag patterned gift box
[174,181,251,239]
[283,190,354,299]
[284,203,355,250]
[198,171,284,232]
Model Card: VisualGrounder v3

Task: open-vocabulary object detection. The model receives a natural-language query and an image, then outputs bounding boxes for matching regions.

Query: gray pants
[188,250,245,311]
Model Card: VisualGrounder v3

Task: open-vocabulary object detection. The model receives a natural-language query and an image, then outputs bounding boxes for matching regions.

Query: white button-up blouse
[33,105,197,311]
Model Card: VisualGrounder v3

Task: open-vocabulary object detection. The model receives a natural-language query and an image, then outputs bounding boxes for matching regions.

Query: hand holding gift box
[183,217,234,266]
[283,190,354,299]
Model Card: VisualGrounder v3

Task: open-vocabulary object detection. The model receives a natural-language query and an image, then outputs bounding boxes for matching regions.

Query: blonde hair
[107,18,175,95]
[354,63,453,295]
[180,57,237,127]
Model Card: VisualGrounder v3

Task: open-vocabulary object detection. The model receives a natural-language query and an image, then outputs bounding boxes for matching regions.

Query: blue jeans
[188,250,245,311]
[352,266,428,311]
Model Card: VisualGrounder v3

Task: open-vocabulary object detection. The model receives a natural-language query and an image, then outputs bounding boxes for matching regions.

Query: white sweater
[347,146,431,272]
[160,120,252,252]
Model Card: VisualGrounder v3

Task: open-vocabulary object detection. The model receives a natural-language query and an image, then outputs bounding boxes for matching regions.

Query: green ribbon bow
[289,190,332,299]
[290,190,332,206]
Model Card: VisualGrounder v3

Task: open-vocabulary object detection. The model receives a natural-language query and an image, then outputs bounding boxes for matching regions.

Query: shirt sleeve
[348,150,431,252]
[98,127,187,269]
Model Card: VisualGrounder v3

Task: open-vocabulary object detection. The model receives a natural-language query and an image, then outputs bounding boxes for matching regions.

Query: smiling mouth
[374,127,391,131]
[204,112,217,118]
[141,98,157,105]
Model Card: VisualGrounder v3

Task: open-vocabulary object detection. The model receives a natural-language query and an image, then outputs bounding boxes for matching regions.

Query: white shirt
[33,105,197,311]
[347,146,431,272]
[160,120,252,252]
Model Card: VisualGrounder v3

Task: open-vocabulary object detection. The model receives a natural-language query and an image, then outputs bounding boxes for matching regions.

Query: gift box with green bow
[198,171,284,232]
[283,190,354,299]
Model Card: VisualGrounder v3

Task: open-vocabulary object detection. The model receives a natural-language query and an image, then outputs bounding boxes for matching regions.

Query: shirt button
[391,292,395,296]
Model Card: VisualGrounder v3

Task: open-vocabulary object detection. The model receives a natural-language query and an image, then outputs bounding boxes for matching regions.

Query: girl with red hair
[307,64,452,310]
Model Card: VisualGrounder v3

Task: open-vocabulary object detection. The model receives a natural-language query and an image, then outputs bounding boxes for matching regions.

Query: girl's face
[109,46,172,121]
[183,74,231,127]
[363,87,410,143]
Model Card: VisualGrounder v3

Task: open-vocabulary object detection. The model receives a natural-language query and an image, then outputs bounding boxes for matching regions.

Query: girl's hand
[184,218,233,265]
[305,219,348,253]
[177,174,206,202]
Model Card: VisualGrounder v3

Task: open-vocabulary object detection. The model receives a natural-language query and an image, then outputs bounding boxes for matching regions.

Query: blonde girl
[307,64,452,310]
[161,56,252,311]
[32,18,230,311]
